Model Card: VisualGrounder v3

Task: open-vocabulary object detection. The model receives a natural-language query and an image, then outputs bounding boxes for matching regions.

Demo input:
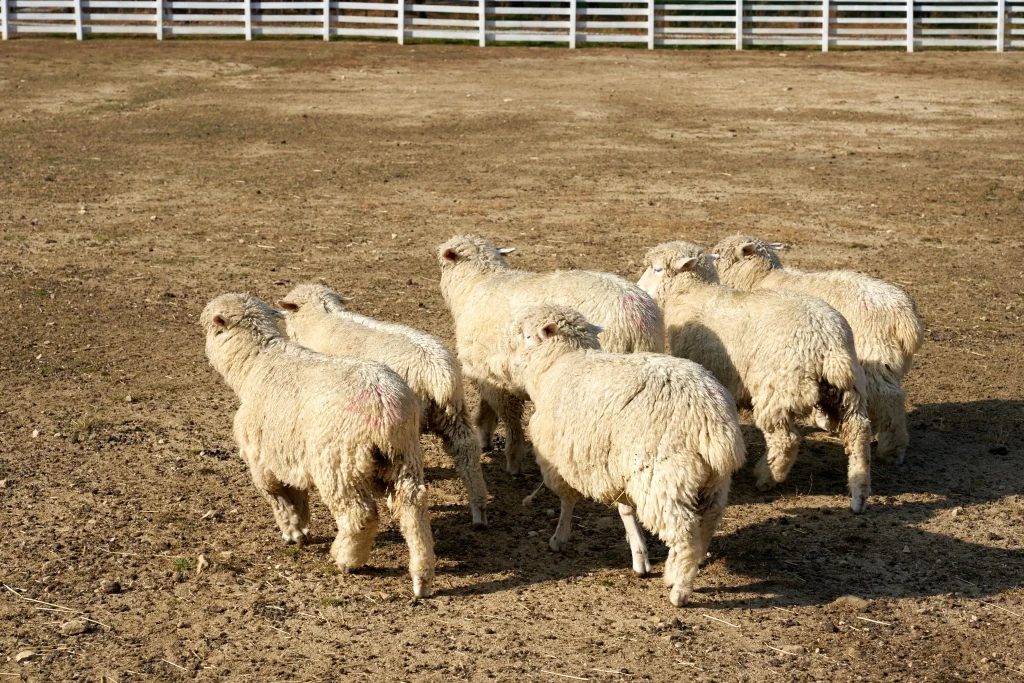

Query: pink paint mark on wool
[624,293,659,326]
[346,384,405,429]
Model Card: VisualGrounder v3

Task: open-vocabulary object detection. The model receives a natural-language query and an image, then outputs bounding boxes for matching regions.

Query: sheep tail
[890,304,925,377]
[522,481,546,506]
[701,382,747,480]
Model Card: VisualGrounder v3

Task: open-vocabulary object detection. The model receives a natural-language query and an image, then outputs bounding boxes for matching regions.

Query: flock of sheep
[200,234,923,607]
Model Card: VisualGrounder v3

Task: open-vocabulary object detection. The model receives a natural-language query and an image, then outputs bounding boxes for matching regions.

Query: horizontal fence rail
[0,0,1019,48]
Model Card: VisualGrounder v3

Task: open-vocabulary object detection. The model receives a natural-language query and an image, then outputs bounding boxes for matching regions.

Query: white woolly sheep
[201,293,435,598]
[711,235,923,464]
[278,282,489,527]
[503,304,745,607]
[438,234,664,475]
[638,242,873,513]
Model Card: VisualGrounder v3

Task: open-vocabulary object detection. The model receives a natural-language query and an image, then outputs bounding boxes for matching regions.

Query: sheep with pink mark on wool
[278,282,489,527]
[638,241,873,513]
[437,234,664,476]
[200,293,435,598]
[711,235,923,465]
[500,304,744,607]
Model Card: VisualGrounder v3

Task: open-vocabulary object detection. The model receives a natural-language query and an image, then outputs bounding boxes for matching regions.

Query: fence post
[996,0,1005,51]
[647,0,654,49]
[905,0,913,52]
[478,0,484,46]
[156,0,162,39]
[244,0,252,40]
[821,0,828,51]
[1,0,9,40]
[569,0,576,48]
[735,0,742,49]
[74,0,83,39]
[397,0,404,44]
[323,0,329,40]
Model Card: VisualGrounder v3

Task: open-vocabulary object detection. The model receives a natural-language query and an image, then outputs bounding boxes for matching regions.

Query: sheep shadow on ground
[728,399,1023,510]
[702,497,1024,609]
[416,400,1022,605]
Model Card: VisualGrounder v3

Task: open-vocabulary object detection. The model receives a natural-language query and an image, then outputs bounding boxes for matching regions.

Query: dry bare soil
[1,40,1023,682]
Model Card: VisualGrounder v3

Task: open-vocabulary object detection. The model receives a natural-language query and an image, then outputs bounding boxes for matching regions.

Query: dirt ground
[1,40,1023,682]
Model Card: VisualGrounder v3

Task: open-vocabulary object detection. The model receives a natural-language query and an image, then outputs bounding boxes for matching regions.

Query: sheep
[638,241,873,513]
[711,235,923,464]
[500,304,745,607]
[277,283,489,527]
[437,234,664,475]
[200,293,435,598]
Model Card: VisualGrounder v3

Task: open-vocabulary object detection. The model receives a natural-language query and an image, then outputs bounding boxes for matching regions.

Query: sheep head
[201,293,282,335]
[278,283,350,316]
[507,304,603,379]
[437,234,515,273]
[711,235,784,289]
[638,242,719,300]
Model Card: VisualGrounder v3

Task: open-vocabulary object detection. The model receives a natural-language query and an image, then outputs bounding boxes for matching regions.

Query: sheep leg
[840,395,872,515]
[870,380,908,466]
[810,406,839,433]
[328,495,379,572]
[663,515,703,608]
[617,503,651,576]
[697,477,730,564]
[753,416,802,492]
[550,495,577,552]
[391,478,436,599]
[475,395,499,453]
[540,469,579,552]
[432,405,489,528]
[480,384,527,475]
[249,465,309,545]
[282,485,311,543]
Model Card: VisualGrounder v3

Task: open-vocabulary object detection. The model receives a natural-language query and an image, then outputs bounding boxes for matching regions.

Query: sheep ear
[442,248,459,262]
[497,247,516,255]
[587,323,606,336]
[277,300,300,312]
[768,242,787,252]
[212,314,229,328]
[737,242,757,258]
[539,322,559,340]
[672,256,699,272]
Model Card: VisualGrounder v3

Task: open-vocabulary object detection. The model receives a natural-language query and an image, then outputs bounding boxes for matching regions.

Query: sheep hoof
[632,557,651,577]
[471,508,488,528]
[669,586,691,607]
[849,494,867,514]
[548,536,564,553]
[506,462,523,476]
[412,576,433,600]
[282,530,306,545]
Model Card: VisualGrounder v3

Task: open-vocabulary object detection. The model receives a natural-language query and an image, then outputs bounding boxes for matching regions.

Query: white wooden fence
[0,0,1020,49]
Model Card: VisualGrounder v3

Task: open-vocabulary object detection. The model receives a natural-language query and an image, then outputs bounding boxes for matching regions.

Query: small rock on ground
[60,619,90,635]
